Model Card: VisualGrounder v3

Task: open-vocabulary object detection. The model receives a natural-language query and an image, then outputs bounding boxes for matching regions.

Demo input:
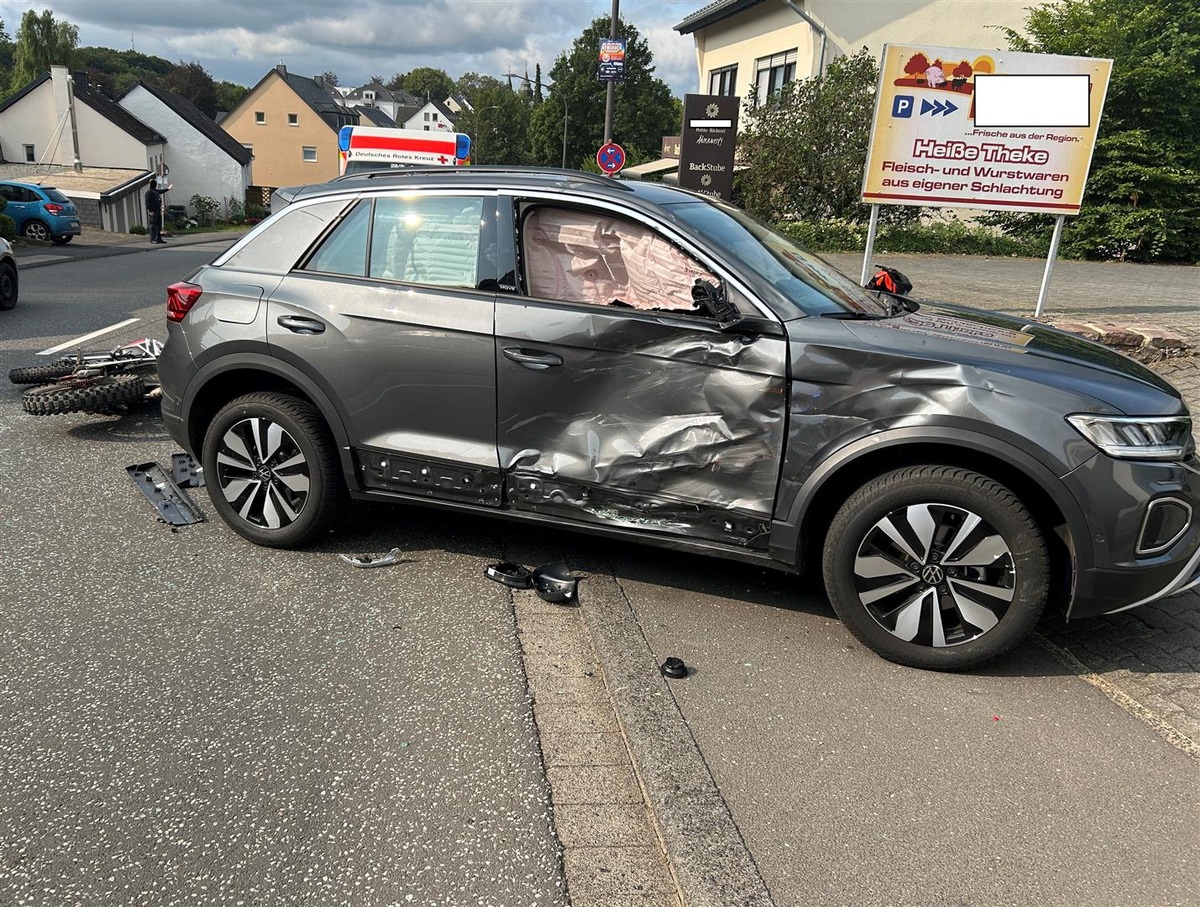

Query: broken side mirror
[692,278,746,331]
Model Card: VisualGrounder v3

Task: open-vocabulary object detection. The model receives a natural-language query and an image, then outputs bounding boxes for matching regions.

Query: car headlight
[1067,414,1193,460]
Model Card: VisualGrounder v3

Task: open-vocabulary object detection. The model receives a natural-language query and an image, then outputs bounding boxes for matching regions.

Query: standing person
[145,177,164,244]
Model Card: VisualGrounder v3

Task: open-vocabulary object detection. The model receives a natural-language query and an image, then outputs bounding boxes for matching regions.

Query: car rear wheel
[823,466,1049,671]
[22,221,50,242]
[0,261,16,310]
[202,392,345,548]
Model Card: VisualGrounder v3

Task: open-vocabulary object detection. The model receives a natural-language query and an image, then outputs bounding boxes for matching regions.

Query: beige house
[221,64,359,193]
[675,0,1044,110]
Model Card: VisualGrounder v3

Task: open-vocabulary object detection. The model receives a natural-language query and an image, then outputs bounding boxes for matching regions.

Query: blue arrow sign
[920,98,959,117]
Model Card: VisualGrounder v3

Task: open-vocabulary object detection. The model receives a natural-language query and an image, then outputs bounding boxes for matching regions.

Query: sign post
[678,94,739,201]
[860,44,1111,313]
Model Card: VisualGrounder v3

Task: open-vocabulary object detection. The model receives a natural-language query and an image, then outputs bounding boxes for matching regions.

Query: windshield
[43,187,71,203]
[668,200,887,316]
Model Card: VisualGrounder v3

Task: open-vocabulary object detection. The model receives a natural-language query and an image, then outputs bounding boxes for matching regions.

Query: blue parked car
[0,180,82,244]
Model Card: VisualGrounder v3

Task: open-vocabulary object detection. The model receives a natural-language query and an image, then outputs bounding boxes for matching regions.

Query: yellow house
[221,64,360,194]
[675,0,1044,110]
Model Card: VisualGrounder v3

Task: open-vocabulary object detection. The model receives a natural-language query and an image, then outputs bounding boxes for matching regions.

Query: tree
[454,84,531,165]
[455,71,506,107]
[318,70,339,87]
[390,67,453,102]
[985,0,1200,262]
[164,61,218,117]
[215,80,249,114]
[10,9,78,90]
[528,16,678,169]
[737,49,916,226]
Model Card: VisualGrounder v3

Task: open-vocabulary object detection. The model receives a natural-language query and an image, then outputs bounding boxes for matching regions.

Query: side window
[368,195,485,290]
[220,199,350,275]
[520,206,717,313]
[304,200,371,277]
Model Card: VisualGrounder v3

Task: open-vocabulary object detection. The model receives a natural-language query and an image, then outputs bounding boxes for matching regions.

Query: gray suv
[158,168,1198,670]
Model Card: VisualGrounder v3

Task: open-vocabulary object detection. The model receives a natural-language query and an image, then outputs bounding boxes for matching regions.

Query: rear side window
[304,201,371,276]
[219,199,351,275]
[367,195,486,290]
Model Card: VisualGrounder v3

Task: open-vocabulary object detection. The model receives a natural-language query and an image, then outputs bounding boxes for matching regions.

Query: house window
[755,50,798,102]
[364,91,375,101]
[423,112,431,121]
[255,111,266,124]
[708,65,737,97]
[288,113,298,126]
[23,144,35,162]
[302,146,317,162]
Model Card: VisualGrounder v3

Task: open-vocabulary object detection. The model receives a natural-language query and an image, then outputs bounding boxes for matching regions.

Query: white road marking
[38,318,141,356]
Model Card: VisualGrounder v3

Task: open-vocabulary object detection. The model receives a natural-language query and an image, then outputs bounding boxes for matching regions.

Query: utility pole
[602,0,619,145]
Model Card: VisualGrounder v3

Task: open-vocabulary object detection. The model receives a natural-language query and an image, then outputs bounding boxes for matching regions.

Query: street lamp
[504,72,569,169]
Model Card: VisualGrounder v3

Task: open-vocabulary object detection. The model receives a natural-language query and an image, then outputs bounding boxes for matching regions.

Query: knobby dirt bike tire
[21,375,146,416]
[8,363,77,385]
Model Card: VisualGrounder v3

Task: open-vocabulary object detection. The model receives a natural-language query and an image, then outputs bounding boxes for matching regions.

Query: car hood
[838,301,1183,415]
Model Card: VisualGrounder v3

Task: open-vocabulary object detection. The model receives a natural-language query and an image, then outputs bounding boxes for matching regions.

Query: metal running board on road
[126,461,205,526]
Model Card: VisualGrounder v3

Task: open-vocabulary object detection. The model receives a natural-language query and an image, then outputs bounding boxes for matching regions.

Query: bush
[775,218,1048,258]
[190,194,220,226]
[0,214,15,241]
[130,225,147,235]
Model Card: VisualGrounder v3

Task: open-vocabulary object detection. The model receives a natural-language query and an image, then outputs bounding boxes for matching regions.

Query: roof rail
[330,165,632,190]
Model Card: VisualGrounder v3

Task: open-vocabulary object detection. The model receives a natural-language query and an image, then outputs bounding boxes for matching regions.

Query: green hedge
[775,218,1050,258]
[0,214,14,242]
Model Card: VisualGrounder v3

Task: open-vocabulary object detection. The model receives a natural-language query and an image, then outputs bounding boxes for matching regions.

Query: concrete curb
[575,556,775,907]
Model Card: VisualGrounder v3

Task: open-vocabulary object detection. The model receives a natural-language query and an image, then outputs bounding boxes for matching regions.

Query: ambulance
[338,126,472,175]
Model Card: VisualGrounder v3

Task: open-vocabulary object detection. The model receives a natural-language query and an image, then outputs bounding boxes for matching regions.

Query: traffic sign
[596,142,626,174]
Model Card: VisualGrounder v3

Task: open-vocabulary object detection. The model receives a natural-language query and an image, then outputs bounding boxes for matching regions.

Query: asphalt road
[0,247,567,907]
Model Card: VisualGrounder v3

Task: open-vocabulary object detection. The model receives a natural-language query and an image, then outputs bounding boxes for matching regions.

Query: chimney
[72,70,89,93]
[276,63,287,77]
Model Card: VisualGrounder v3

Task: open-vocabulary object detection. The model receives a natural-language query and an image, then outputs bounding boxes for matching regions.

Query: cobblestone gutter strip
[572,559,775,907]
[1034,634,1200,762]
[513,581,683,907]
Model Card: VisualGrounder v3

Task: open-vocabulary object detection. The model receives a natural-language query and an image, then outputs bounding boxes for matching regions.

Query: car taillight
[44,203,63,215]
[167,281,202,322]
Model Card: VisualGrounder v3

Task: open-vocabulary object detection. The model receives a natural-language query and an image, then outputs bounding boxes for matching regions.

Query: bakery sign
[862,44,1112,215]
[678,94,739,201]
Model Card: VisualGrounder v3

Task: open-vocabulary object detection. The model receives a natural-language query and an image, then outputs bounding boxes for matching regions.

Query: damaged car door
[495,200,788,548]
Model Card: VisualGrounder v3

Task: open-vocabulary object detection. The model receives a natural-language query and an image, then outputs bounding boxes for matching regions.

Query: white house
[341,82,420,125]
[0,66,166,172]
[119,81,253,217]
[401,99,458,132]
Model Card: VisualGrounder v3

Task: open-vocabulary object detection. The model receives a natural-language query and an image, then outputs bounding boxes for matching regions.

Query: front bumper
[1064,454,1200,619]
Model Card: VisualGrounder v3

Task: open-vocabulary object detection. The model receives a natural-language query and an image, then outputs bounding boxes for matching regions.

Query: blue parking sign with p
[892,95,914,118]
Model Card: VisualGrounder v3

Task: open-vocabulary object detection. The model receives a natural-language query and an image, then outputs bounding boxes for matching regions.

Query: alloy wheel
[214,416,311,529]
[851,502,1016,648]
[23,221,49,242]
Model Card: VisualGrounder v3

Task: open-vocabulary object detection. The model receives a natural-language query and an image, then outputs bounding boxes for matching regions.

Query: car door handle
[277,315,325,335]
[503,347,563,370]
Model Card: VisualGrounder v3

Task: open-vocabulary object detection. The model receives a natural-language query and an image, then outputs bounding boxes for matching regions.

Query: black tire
[201,392,345,548]
[21,374,146,416]
[9,363,76,385]
[0,261,17,310]
[52,235,73,245]
[22,220,50,242]
[823,466,1049,671]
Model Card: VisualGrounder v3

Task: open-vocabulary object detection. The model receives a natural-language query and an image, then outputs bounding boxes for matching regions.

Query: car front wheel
[823,466,1049,671]
[0,261,17,310]
[202,392,345,548]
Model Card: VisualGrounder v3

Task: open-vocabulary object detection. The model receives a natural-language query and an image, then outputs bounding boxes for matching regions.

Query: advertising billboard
[598,38,626,81]
[861,44,1112,215]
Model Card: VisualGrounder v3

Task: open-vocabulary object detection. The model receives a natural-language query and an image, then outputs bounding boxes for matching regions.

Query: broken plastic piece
[485,561,533,589]
[531,561,581,604]
[338,547,404,568]
[170,451,205,488]
[126,461,205,526]
[660,657,688,679]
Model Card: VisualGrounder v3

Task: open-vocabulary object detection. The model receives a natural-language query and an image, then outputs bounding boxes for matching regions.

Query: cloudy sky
[0,0,704,95]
